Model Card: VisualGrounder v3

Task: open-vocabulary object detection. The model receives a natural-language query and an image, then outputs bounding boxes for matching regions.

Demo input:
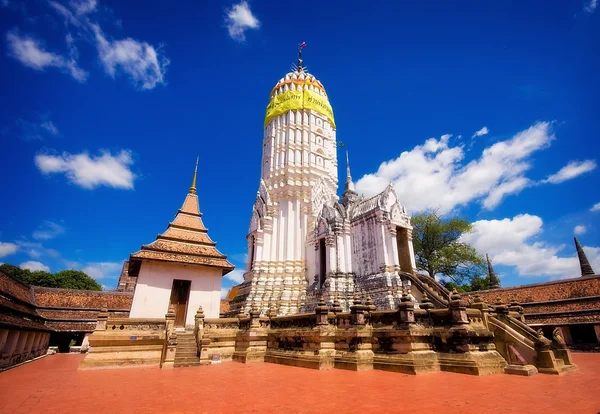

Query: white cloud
[92,24,169,90]
[574,225,587,235]
[542,160,597,184]
[81,262,122,280]
[70,0,97,16]
[472,126,489,138]
[35,149,136,189]
[19,261,50,272]
[0,242,19,258]
[221,287,230,299]
[356,122,554,213]
[6,30,88,81]
[225,269,244,284]
[462,214,600,278]
[32,221,65,240]
[591,202,600,212]
[584,0,597,13]
[224,1,260,42]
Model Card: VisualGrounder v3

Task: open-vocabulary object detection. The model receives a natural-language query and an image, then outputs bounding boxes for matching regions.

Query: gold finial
[190,156,198,194]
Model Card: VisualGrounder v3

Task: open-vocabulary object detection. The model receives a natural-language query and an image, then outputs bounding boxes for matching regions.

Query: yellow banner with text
[264,89,335,128]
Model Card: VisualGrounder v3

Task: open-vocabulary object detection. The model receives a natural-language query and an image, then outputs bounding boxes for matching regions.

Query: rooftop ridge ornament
[574,237,595,276]
[297,41,306,72]
[190,156,199,195]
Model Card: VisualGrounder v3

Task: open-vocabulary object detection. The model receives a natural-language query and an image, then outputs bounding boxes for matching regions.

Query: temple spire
[574,237,595,276]
[344,149,355,193]
[487,253,501,289]
[189,156,199,195]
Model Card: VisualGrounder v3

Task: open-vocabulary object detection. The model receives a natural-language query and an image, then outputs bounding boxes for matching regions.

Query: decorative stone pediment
[248,209,261,234]
[316,216,331,237]
[258,179,270,205]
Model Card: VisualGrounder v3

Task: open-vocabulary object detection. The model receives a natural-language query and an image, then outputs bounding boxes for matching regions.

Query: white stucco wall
[129,261,222,325]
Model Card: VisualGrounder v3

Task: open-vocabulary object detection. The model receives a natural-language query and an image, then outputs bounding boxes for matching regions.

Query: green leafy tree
[0,264,102,290]
[53,270,102,291]
[411,210,486,286]
[28,270,61,288]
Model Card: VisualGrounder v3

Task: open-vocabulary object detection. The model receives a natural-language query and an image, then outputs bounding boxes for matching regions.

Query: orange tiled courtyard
[1,353,599,414]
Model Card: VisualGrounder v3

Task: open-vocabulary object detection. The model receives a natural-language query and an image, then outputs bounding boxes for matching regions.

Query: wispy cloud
[472,126,489,138]
[10,0,169,89]
[81,261,122,280]
[541,160,597,184]
[574,225,587,235]
[32,221,65,240]
[15,241,60,259]
[224,1,260,42]
[6,30,88,81]
[15,117,60,141]
[35,149,136,190]
[591,202,600,212]
[92,23,169,90]
[584,0,597,13]
[0,242,19,258]
[19,260,50,272]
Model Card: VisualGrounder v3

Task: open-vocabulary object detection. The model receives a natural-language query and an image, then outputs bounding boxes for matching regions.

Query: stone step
[174,362,202,368]
[176,352,198,358]
[176,346,197,352]
[556,358,565,368]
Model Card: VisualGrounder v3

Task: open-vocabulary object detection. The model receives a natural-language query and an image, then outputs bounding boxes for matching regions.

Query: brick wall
[472,276,600,305]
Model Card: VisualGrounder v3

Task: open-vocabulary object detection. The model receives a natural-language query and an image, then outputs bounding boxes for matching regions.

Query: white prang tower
[234,45,339,315]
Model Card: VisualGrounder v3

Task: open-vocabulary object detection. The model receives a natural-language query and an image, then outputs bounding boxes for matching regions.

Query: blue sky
[0,0,598,294]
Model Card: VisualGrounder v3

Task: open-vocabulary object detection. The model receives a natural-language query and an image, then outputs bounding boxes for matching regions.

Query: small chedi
[79,51,580,376]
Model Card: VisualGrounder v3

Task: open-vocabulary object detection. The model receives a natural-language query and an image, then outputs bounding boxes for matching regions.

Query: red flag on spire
[299,41,306,49]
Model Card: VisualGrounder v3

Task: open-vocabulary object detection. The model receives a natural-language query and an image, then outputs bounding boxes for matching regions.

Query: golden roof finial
[190,156,199,194]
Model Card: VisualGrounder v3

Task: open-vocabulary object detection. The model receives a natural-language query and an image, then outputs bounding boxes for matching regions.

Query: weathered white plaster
[130,261,222,324]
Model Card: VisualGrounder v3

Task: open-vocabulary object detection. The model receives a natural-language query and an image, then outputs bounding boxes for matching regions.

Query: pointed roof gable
[129,163,234,276]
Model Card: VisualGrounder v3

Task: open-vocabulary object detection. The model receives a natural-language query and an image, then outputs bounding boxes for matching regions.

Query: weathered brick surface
[523,297,600,314]
[473,276,600,304]
[0,271,34,304]
[33,287,133,310]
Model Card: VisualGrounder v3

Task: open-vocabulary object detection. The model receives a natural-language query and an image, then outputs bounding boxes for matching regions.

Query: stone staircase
[173,331,201,368]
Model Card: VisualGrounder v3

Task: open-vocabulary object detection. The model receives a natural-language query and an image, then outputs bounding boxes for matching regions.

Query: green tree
[0,263,32,284]
[411,210,486,286]
[28,270,61,288]
[0,263,102,290]
[54,270,102,291]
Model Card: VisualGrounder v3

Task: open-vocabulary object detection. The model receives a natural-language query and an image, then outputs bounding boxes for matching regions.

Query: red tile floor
[1,353,599,413]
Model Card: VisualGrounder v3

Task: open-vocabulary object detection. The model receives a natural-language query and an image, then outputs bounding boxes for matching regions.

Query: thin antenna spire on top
[297,41,306,71]
[190,156,199,195]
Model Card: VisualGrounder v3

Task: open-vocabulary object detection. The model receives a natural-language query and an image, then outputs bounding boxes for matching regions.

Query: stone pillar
[350,293,366,326]
[0,329,9,354]
[162,305,177,369]
[315,296,329,326]
[96,305,109,331]
[594,325,600,344]
[398,290,415,326]
[449,290,469,325]
[194,306,210,365]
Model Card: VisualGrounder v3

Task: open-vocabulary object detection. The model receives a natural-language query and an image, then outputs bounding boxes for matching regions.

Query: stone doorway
[396,227,413,273]
[169,279,191,327]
